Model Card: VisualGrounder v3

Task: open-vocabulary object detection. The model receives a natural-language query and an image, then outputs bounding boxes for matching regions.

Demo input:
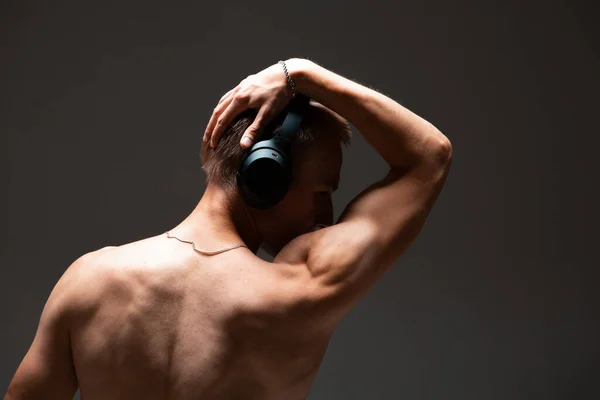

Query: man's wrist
[282,58,351,115]
[283,58,316,96]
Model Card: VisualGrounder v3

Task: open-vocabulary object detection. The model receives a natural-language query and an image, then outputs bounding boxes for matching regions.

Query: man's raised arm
[276,58,452,310]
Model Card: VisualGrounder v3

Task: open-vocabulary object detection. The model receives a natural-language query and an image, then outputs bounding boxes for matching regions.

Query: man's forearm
[286,58,451,172]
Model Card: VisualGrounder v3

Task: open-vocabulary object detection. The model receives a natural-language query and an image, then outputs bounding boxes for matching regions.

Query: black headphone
[237,94,311,209]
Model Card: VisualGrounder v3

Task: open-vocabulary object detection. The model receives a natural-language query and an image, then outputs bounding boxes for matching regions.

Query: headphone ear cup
[237,142,292,209]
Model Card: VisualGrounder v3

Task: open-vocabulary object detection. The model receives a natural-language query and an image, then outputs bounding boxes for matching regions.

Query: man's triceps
[307,162,449,299]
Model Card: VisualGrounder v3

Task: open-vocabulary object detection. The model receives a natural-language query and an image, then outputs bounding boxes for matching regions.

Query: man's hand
[203,61,295,150]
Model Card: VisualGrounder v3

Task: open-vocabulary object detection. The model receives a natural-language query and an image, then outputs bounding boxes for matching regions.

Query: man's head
[200,100,352,256]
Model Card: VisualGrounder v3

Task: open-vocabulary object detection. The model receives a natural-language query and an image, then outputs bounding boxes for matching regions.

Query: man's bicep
[5,264,83,399]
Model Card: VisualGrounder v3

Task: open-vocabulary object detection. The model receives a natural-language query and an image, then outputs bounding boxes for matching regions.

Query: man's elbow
[421,131,453,171]
[435,134,453,166]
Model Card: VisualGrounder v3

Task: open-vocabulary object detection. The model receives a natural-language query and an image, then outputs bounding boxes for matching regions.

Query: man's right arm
[274,59,452,313]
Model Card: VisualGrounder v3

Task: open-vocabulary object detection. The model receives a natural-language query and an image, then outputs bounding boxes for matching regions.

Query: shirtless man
[5,58,452,399]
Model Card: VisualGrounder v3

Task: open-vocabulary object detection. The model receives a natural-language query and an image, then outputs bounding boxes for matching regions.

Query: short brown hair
[200,102,352,195]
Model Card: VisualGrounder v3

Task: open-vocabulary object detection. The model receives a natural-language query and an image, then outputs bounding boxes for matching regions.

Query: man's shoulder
[72,245,120,276]
[68,247,120,289]
[36,247,119,332]
[71,244,146,296]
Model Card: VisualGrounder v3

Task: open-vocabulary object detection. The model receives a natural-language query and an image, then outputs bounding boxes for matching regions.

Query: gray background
[2,0,598,399]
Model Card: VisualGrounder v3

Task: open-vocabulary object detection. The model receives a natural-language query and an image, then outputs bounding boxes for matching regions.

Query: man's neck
[170,183,262,254]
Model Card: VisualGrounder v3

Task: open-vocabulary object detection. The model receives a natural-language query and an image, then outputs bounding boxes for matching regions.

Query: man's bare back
[72,233,337,400]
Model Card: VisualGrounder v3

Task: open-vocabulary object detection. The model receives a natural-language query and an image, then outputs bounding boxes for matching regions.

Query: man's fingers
[241,106,272,149]
[210,96,247,148]
[217,89,234,106]
[204,95,234,144]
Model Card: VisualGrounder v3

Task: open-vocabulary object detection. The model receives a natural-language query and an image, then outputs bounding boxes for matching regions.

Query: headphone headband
[274,94,310,143]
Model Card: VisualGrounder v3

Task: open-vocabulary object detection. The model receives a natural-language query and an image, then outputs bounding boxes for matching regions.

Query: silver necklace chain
[165,231,248,256]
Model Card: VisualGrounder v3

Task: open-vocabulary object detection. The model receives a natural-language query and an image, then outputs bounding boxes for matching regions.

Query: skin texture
[5,59,452,399]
